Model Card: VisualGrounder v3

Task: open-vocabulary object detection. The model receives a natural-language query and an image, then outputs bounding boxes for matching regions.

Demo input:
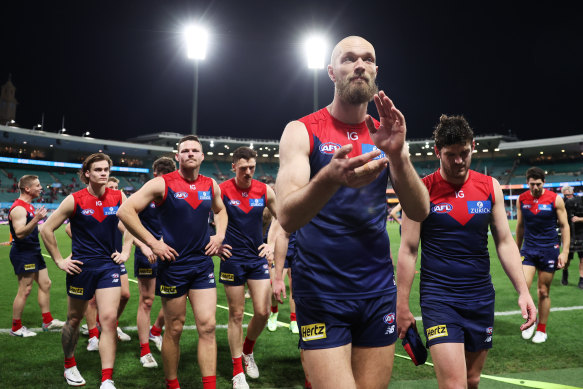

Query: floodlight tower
[184,25,208,135]
[305,36,327,112]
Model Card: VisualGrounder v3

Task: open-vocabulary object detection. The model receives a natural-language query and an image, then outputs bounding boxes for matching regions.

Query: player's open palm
[205,234,224,256]
[366,91,407,157]
[151,239,179,262]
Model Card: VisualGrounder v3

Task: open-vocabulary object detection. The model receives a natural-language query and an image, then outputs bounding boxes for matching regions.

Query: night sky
[2,1,581,142]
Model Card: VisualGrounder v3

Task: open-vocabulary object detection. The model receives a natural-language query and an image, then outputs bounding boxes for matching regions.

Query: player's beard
[336,74,379,105]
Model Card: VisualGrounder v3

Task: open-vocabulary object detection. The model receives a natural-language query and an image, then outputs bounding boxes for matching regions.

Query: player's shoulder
[219,177,234,189]
[297,108,329,126]
[421,170,440,189]
[469,169,492,183]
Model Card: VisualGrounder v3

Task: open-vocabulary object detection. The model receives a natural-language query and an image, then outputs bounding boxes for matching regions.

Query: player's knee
[467,374,481,389]
[166,317,186,337]
[140,295,154,310]
[229,309,245,324]
[39,277,52,292]
[20,283,33,297]
[255,308,270,323]
[197,319,216,339]
[537,288,550,300]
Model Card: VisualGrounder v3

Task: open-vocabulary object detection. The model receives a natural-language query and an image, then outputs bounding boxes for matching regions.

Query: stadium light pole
[305,35,327,112]
[184,24,208,135]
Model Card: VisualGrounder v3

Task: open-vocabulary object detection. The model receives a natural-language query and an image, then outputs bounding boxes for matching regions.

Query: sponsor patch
[24,263,36,271]
[160,285,177,295]
[432,203,453,214]
[104,206,119,216]
[173,192,188,199]
[69,286,84,296]
[220,272,235,282]
[301,323,327,341]
[467,200,491,214]
[198,191,211,200]
[138,268,153,276]
[319,142,341,155]
[426,324,448,340]
[538,204,552,211]
[249,198,264,207]
[361,143,386,160]
[81,209,95,216]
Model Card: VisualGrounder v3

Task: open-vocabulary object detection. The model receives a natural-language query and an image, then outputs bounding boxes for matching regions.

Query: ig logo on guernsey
[319,142,341,155]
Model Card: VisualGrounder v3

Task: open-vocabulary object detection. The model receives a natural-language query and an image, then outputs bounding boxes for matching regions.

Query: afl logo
[81,209,95,216]
[432,203,453,214]
[229,200,240,206]
[383,313,395,325]
[174,192,188,199]
[319,142,341,154]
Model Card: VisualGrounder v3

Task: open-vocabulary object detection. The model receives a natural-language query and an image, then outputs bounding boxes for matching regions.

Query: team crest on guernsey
[319,142,341,154]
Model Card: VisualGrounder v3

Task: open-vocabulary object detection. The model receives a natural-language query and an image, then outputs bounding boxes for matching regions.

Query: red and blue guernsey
[518,189,558,249]
[156,171,214,263]
[9,199,41,253]
[70,188,122,264]
[420,169,495,302]
[294,108,393,299]
[220,178,267,261]
[139,202,162,240]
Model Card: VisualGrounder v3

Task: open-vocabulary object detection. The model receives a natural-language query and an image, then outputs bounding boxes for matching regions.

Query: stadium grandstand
[1,124,581,221]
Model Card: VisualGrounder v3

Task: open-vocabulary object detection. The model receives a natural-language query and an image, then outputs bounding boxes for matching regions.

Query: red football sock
[88,327,100,339]
[243,337,256,355]
[140,342,151,357]
[166,378,180,389]
[96,314,100,326]
[305,378,312,388]
[64,356,76,369]
[202,375,216,389]
[271,305,278,313]
[42,312,54,324]
[12,319,22,332]
[151,325,162,336]
[232,355,244,377]
[101,368,113,382]
[537,323,547,333]
[290,312,297,321]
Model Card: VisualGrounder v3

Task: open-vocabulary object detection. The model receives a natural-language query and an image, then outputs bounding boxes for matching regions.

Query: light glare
[185,25,208,60]
[305,36,327,69]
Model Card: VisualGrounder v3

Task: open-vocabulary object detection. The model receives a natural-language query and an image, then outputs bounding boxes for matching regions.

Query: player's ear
[434,145,440,159]
[327,64,336,82]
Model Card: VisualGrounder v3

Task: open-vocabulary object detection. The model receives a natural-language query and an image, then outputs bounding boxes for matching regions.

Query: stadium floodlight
[184,24,209,136]
[82,131,90,137]
[304,35,327,112]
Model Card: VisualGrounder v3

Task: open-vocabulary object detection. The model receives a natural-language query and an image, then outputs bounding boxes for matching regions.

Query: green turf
[0,222,582,388]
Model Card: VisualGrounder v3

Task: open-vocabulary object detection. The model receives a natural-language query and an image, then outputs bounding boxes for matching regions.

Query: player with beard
[274,36,429,389]
[9,175,65,338]
[117,135,227,389]
[516,167,569,343]
[396,115,536,389]
[42,153,134,389]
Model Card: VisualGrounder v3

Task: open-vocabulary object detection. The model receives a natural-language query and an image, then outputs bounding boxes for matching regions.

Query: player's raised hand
[111,251,129,264]
[151,238,179,262]
[33,206,48,222]
[205,234,224,256]
[57,256,83,275]
[324,144,388,189]
[365,91,407,157]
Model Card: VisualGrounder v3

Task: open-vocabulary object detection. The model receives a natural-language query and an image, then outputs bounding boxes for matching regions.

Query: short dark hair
[526,167,545,182]
[177,135,202,152]
[433,114,474,150]
[232,146,257,163]
[152,156,176,175]
[18,175,39,192]
[79,153,112,184]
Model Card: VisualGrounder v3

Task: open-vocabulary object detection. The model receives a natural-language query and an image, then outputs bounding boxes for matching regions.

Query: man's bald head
[330,36,376,66]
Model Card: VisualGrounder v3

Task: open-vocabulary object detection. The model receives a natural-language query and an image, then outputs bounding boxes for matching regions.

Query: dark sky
[2,1,581,142]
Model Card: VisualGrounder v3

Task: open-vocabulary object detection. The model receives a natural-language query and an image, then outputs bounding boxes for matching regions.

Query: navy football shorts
[295,292,398,350]
[521,246,560,273]
[219,258,270,286]
[66,261,121,300]
[284,255,293,269]
[156,258,216,299]
[119,262,127,276]
[421,298,494,352]
[134,247,158,278]
[10,249,46,275]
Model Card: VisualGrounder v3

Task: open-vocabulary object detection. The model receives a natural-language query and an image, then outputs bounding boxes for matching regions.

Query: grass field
[1,221,582,388]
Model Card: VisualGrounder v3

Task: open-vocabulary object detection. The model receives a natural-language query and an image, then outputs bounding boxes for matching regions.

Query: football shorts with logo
[219,258,270,286]
[10,249,46,275]
[119,262,127,275]
[66,260,122,300]
[521,246,560,272]
[421,298,494,351]
[134,246,158,278]
[156,258,215,298]
[295,293,397,350]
